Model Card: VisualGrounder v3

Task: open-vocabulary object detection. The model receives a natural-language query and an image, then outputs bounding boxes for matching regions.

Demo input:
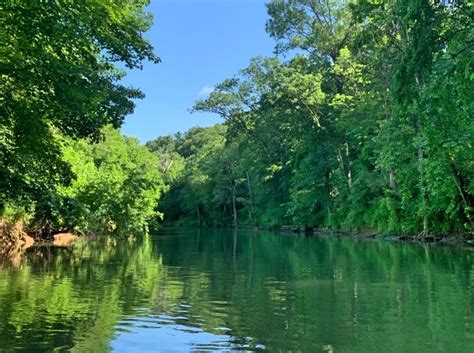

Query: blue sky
[120,0,275,143]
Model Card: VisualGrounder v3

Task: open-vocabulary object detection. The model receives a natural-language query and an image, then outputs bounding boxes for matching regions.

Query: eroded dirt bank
[0,221,77,266]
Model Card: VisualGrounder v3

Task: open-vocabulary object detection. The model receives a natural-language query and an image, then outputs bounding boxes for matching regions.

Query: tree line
[1,0,472,239]
[150,0,473,235]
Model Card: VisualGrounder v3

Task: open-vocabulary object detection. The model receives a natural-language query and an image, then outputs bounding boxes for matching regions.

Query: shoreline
[2,222,472,259]
[0,221,78,266]
[157,225,474,248]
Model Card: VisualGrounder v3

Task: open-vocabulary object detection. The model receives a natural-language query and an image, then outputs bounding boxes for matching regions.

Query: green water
[0,230,472,352]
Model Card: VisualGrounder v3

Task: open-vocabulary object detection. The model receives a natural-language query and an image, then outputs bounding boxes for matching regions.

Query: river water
[0,230,472,352]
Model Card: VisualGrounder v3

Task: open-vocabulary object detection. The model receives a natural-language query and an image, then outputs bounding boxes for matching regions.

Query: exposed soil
[0,220,36,267]
[0,221,77,266]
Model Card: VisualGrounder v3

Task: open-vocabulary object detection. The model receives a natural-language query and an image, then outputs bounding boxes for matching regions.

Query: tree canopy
[155,0,473,236]
[1,1,162,237]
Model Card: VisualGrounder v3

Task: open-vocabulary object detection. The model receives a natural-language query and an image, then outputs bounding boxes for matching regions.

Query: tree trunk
[337,147,352,189]
[231,180,238,228]
[344,140,352,189]
[417,129,429,235]
[246,172,255,226]
[449,159,473,223]
[412,73,429,235]
[450,160,470,208]
[337,148,345,178]
[389,169,397,191]
[196,205,201,227]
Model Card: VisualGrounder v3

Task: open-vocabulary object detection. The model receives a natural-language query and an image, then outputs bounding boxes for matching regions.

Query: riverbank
[0,220,78,265]
[278,227,474,247]
[0,221,35,266]
[159,225,474,248]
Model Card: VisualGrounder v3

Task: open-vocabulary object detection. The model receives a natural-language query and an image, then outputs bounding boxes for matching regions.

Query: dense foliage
[154,0,473,235]
[58,127,164,236]
[0,1,162,237]
[1,0,472,238]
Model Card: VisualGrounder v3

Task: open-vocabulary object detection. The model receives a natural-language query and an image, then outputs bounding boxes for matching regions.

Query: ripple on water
[111,312,265,352]
[0,230,471,353]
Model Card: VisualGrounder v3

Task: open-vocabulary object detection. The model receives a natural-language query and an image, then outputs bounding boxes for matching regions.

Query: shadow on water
[0,230,472,352]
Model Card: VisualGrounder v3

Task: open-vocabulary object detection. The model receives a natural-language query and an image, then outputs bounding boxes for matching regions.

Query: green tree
[0,1,158,220]
[154,0,472,236]
[59,127,165,236]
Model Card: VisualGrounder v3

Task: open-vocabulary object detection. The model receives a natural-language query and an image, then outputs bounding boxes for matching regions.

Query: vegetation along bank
[1,1,472,250]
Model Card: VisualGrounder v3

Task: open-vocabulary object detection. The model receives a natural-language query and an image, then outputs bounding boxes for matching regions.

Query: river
[0,229,472,352]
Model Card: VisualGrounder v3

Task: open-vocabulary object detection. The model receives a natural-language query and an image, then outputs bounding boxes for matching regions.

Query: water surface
[0,230,472,352]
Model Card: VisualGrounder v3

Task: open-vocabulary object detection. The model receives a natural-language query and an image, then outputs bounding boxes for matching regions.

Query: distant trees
[58,127,165,236]
[148,126,230,227]
[155,0,473,235]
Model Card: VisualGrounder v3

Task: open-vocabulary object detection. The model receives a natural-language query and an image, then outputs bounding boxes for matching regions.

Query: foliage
[0,1,162,237]
[156,0,473,235]
[58,127,165,236]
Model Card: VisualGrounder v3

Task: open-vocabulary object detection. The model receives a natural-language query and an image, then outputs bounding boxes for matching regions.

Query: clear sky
[120,0,275,143]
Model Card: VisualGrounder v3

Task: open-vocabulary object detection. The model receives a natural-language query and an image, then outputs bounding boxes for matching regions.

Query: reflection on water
[0,230,472,352]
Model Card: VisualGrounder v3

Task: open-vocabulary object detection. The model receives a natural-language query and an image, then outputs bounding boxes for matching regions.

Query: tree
[58,127,165,236]
[0,1,159,216]
[155,0,472,235]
